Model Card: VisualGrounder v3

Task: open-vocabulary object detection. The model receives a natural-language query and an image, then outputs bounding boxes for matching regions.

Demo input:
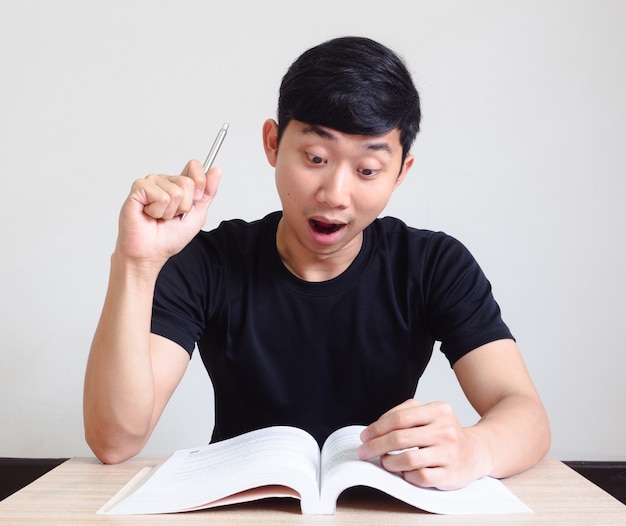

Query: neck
[275,218,363,282]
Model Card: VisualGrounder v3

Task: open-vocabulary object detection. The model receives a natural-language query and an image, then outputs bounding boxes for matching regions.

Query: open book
[99,425,531,516]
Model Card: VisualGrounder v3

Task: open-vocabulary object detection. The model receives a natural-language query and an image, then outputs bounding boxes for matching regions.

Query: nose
[315,166,351,209]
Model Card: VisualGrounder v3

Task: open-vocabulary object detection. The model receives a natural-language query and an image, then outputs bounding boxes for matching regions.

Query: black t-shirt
[152,212,513,445]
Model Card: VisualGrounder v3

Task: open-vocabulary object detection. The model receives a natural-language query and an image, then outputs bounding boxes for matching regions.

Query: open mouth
[309,219,344,235]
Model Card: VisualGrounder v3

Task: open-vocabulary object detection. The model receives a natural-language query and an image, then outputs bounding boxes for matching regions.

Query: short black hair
[277,36,421,160]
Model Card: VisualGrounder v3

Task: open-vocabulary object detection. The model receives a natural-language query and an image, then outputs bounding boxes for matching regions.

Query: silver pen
[181,122,229,220]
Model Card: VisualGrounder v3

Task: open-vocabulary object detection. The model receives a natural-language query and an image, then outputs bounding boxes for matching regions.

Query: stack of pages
[99,425,532,516]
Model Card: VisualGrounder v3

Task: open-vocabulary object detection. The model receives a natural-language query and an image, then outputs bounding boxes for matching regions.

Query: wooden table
[1,456,625,524]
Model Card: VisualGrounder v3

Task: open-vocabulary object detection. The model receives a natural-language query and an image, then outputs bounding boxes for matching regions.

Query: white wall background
[1,0,624,461]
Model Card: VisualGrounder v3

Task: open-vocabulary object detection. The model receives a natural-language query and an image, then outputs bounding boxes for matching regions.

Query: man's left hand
[357,399,490,490]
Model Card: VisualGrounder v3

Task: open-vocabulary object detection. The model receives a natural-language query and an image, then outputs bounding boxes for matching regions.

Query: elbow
[83,404,153,464]
[85,426,146,465]
[90,444,138,465]
[539,411,552,459]
[523,403,552,470]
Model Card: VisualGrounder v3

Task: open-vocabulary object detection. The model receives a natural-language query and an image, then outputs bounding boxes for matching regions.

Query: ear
[262,119,279,167]
[394,153,414,190]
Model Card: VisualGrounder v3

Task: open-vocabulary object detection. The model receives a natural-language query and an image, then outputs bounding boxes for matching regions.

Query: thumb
[194,165,222,215]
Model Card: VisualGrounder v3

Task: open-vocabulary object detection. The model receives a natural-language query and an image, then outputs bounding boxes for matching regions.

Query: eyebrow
[301,124,393,154]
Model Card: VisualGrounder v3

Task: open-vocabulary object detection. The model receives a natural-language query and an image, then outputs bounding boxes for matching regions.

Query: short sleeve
[151,235,216,356]
[423,234,514,366]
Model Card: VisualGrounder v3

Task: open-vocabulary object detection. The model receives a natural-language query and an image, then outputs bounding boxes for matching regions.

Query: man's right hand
[116,159,222,269]
[84,159,221,464]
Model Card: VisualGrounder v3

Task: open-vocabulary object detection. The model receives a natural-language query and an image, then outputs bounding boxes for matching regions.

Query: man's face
[263,119,413,274]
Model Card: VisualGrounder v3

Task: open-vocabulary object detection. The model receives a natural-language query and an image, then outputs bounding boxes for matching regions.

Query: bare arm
[358,339,550,489]
[83,261,190,464]
[83,160,221,464]
[452,339,551,479]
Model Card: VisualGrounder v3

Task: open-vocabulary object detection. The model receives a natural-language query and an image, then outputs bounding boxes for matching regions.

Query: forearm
[83,163,216,462]
[83,252,162,463]
[469,391,551,480]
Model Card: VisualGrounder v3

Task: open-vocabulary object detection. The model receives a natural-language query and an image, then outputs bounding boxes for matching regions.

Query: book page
[319,425,532,515]
[101,426,321,515]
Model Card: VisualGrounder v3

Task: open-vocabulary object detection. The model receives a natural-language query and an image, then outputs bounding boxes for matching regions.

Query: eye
[358,167,380,177]
[306,153,326,165]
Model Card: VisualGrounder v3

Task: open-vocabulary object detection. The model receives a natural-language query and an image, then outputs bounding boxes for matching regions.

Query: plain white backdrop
[1,0,624,461]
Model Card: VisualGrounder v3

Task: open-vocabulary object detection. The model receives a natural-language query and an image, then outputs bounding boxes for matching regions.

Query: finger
[180,159,208,201]
[381,446,460,490]
[402,466,449,490]
[358,426,433,461]
[360,400,429,443]
[180,165,222,222]
[140,174,194,219]
[197,165,222,203]
[358,401,455,461]
[179,159,223,220]
[380,445,425,472]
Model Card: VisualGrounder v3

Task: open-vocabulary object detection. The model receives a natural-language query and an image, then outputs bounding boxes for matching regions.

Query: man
[84,36,550,490]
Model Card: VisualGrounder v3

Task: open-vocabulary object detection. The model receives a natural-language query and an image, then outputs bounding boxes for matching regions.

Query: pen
[202,122,229,172]
[181,122,229,221]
